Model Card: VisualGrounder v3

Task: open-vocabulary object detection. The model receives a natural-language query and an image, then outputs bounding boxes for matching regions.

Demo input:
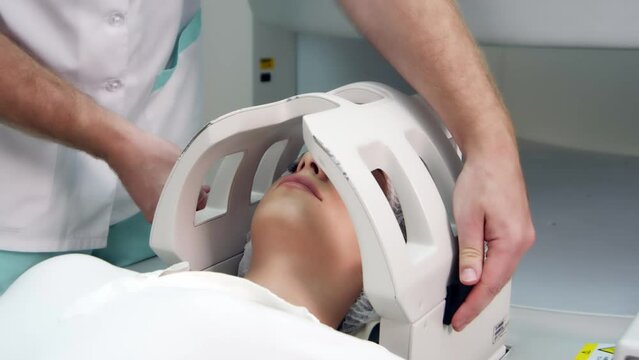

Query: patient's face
[249,152,392,326]
[250,152,362,284]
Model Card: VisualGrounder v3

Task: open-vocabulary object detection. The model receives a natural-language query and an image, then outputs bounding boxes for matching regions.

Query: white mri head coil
[150,82,510,360]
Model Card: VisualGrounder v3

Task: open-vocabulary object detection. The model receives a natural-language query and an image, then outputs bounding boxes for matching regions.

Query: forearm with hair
[338,0,516,159]
[0,32,140,162]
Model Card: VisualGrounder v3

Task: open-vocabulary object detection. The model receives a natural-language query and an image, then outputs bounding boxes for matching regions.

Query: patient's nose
[296,154,327,180]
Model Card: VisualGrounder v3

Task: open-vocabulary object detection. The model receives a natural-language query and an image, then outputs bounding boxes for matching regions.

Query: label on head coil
[574,343,615,360]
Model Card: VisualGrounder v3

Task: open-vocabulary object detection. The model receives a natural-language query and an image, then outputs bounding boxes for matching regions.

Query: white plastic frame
[150,82,510,360]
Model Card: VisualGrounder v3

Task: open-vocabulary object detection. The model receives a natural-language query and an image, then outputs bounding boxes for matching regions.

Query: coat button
[108,11,126,26]
[105,79,123,92]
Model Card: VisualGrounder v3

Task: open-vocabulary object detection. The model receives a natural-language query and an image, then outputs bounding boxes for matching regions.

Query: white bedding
[0,254,400,360]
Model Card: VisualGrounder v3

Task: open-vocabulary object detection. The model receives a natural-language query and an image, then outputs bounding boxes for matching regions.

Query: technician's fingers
[454,200,485,287]
[196,185,210,211]
[451,240,515,331]
[451,221,535,331]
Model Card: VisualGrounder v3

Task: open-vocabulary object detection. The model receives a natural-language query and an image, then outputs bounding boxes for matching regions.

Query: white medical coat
[0,0,203,252]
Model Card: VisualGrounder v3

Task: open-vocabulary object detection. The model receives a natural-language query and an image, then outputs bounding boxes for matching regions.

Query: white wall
[297,34,639,157]
[201,3,639,157]
[200,1,297,117]
[296,34,412,95]
[252,21,297,106]
[200,0,253,121]
[483,46,639,157]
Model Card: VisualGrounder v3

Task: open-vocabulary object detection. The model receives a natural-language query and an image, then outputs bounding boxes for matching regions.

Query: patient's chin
[251,195,316,237]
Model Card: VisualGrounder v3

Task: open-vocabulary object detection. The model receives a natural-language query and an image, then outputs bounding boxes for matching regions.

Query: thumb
[456,209,485,286]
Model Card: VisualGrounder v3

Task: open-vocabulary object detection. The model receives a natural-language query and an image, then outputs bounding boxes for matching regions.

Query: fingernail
[455,319,468,331]
[461,268,477,283]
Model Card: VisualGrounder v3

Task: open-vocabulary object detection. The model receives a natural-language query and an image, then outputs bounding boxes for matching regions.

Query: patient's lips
[278,175,323,201]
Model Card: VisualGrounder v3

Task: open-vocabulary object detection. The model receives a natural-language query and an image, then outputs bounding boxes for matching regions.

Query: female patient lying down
[242,151,393,331]
[0,152,401,359]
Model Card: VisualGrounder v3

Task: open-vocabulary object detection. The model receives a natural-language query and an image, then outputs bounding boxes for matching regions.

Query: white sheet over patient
[0,254,400,360]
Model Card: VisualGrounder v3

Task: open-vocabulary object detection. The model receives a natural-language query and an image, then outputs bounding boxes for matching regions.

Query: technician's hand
[451,148,535,331]
[107,132,181,222]
[107,129,211,223]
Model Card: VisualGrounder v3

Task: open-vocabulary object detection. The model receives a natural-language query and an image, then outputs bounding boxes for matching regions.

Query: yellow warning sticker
[575,343,597,360]
[574,343,615,360]
[260,57,275,70]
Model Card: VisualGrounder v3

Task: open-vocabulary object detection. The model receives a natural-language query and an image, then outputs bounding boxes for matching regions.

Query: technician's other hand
[197,185,211,211]
[108,132,181,223]
[451,149,535,331]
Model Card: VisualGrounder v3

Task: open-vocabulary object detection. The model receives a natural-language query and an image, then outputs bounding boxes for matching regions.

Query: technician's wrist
[456,112,518,164]
[460,131,524,191]
[93,110,143,168]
